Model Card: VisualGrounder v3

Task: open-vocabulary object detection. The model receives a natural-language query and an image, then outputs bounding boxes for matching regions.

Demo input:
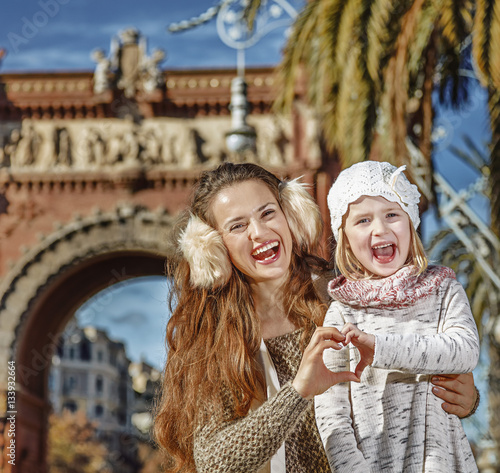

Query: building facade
[49,324,134,434]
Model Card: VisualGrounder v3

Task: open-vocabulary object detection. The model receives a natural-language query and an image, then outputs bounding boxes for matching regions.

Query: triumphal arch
[0,29,331,471]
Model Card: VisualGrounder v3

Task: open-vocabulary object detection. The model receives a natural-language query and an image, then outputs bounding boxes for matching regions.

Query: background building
[49,323,139,472]
[49,324,134,434]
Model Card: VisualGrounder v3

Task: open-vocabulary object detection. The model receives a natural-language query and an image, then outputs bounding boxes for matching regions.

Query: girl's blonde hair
[335,221,428,280]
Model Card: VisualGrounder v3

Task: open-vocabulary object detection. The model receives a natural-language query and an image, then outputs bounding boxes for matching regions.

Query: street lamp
[168,0,298,155]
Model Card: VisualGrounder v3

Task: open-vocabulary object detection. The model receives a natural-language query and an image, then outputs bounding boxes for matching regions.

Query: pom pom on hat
[327,161,421,241]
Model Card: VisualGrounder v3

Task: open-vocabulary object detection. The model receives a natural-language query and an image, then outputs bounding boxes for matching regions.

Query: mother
[154,162,478,473]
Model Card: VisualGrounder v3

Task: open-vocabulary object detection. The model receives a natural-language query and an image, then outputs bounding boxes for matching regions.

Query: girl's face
[211,180,293,287]
[343,195,411,278]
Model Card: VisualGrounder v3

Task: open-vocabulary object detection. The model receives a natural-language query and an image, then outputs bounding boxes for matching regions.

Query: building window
[63,401,77,413]
[80,339,91,361]
[96,375,103,394]
[95,404,103,417]
[97,350,103,362]
[69,347,75,360]
[66,375,76,393]
[57,339,64,357]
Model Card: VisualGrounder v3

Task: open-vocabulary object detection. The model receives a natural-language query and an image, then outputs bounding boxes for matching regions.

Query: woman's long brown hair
[153,163,329,472]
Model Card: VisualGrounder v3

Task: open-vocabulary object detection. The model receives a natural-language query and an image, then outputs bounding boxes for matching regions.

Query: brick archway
[0,207,174,472]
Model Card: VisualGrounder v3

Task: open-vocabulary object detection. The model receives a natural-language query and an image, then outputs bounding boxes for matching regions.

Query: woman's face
[211,180,293,287]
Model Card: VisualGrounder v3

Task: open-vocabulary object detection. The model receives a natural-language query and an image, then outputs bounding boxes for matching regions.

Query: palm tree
[246,0,500,465]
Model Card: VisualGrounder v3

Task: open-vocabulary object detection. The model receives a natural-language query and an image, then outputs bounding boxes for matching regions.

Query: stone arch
[0,204,176,472]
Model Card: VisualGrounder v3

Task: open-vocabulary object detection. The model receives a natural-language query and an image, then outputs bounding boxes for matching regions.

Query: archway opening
[13,250,169,473]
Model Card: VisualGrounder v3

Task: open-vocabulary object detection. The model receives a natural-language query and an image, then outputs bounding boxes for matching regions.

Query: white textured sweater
[315,265,480,473]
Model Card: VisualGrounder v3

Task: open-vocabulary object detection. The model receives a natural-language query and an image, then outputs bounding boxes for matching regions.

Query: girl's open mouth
[252,241,280,262]
[372,243,395,263]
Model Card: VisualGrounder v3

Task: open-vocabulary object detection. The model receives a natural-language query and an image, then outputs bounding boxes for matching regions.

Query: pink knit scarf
[327,265,456,308]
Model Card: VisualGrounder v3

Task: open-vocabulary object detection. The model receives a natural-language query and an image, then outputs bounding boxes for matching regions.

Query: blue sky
[76,276,170,370]
[0,0,303,72]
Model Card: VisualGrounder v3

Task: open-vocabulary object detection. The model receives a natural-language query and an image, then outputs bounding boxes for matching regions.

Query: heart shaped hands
[341,323,375,379]
[292,326,361,400]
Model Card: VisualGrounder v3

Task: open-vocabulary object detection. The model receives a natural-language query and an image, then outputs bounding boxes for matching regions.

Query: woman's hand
[292,327,360,400]
[431,372,478,418]
[342,323,375,379]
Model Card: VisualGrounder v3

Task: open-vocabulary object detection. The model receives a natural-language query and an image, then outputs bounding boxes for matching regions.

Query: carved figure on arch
[106,131,124,165]
[142,48,166,93]
[139,128,162,165]
[54,127,72,167]
[113,28,144,98]
[121,127,140,164]
[169,127,199,168]
[91,49,112,94]
[256,119,291,167]
[74,127,107,168]
[8,124,41,168]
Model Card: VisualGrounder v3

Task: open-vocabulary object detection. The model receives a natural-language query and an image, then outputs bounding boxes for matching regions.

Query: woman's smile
[251,240,280,262]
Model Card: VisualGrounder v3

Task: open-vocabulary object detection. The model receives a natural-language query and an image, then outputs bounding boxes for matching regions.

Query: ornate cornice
[0,67,275,120]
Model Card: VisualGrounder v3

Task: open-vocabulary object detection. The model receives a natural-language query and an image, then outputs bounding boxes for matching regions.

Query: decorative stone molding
[0,114,298,172]
[91,28,166,97]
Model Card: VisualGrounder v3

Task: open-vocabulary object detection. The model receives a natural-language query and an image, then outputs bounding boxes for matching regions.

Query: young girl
[315,161,480,472]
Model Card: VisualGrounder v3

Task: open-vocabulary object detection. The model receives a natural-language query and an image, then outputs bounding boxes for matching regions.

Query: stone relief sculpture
[142,49,166,93]
[121,127,140,164]
[0,116,296,172]
[54,127,72,166]
[139,128,162,165]
[256,119,292,167]
[91,49,112,94]
[7,124,42,168]
[91,28,165,98]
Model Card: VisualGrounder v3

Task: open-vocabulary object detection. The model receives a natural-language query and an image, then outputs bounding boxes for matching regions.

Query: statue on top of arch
[91,28,166,97]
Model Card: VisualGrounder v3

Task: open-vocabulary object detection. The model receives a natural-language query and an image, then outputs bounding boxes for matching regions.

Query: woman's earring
[280,178,322,250]
[179,214,232,288]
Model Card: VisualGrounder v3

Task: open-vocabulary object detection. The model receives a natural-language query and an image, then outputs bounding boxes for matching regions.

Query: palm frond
[490,0,500,88]
[244,0,262,31]
[436,0,472,46]
[436,39,467,106]
[335,46,374,164]
[472,0,495,86]
[488,88,500,236]
[367,0,414,86]
[433,0,473,106]
[273,1,320,113]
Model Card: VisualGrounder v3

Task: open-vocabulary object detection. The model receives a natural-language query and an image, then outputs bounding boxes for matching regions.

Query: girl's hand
[431,373,479,418]
[342,323,375,379]
[292,327,360,400]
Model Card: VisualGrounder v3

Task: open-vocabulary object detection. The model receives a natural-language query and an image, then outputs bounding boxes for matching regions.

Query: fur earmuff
[280,178,322,249]
[179,214,232,288]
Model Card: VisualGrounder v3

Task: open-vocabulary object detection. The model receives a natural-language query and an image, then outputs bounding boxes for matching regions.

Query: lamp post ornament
[168,0,298,154]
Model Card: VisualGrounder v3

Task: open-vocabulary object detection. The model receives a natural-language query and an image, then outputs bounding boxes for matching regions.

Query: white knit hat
[327,161,421,241]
